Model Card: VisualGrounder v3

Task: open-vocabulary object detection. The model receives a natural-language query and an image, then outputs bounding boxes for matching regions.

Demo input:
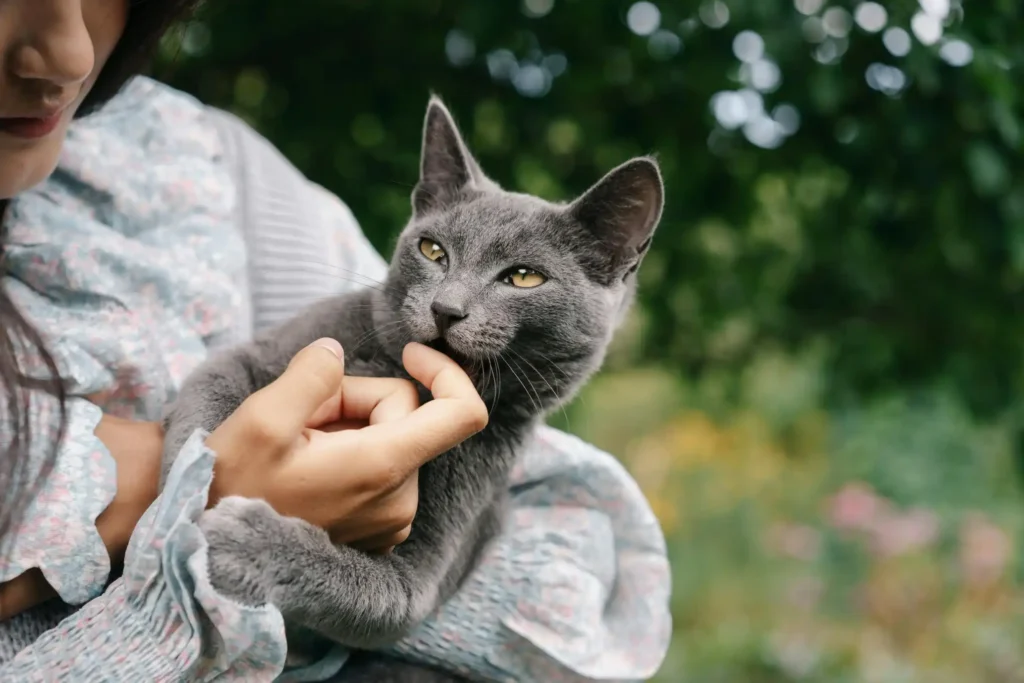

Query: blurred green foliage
[154,1,1024,680]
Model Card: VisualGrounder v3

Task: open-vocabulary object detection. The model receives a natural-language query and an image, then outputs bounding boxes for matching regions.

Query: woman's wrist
[93,415,164,566]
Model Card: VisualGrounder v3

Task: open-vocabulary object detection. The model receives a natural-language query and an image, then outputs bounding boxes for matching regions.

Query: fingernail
[310,338,343,360]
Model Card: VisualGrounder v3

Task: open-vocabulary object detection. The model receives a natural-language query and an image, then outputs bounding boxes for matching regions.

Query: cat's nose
[431,301,467,335]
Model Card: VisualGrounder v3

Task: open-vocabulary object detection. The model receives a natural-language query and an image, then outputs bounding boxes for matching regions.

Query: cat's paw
[199,496,294,606]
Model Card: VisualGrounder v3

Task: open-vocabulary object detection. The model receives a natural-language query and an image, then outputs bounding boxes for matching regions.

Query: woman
[0,1,671,681]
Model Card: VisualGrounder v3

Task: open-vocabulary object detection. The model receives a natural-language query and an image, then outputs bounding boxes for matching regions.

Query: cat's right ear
[413,96,486,216]
[568,156,664,274]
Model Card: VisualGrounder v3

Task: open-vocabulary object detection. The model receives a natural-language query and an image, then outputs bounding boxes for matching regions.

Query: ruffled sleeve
[0,430,288,681]
[0,392,114,605]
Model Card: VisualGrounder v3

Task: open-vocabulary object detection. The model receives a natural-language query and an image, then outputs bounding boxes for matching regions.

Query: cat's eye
[419,239,447,263]
[503,267,547,288]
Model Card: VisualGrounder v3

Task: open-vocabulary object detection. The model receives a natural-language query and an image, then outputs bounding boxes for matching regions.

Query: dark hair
[0,0,202,543]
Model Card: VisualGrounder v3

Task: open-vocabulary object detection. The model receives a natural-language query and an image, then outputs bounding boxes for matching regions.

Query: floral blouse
[0,76,671,682]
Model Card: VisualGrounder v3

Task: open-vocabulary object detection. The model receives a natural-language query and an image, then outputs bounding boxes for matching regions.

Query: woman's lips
[0,112,62,140]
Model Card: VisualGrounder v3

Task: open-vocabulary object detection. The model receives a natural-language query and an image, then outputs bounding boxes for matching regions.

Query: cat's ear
[413,96,489,216]
[569,156,664,269]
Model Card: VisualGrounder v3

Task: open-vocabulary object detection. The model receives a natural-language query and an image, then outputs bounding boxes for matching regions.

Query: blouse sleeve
[0,429,288,681]
[0,389,114,606]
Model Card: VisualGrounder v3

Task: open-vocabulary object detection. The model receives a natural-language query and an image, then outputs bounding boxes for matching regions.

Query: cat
[160,95,664,681]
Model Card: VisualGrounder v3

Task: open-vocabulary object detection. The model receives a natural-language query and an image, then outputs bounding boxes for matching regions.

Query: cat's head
[378,96,663,417]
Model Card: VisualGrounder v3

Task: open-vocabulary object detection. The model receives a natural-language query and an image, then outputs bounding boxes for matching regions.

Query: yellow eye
[419,239,446,262]
[505,268,547,288]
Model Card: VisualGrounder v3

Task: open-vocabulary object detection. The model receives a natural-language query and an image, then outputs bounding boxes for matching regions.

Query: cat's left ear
[568,156,664,271]
[413,96,491,216]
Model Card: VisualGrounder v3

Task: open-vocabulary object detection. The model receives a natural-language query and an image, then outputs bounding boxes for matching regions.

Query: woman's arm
[92,416,163,567]
[0,425,290,680]
[0,415,161,620]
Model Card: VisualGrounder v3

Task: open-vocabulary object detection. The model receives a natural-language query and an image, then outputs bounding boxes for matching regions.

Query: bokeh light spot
[939,39,974,67]
[911,11,943,45]
[733,31,765,63]
[627,2,662,36]
[882,27,912,56]
[445,29,475,67]
[854,2,888,33]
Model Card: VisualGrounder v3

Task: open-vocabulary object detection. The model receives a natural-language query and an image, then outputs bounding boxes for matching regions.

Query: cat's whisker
[531,351,574,382]
[492,357,503,417]
[312,302,398,322]
[483,356,500,417]
[501,355,541,416]
[540,351,590,410]
[509,348,570,431]
[369,328,412,366]
[329,301,392,310]
[349,318,410,355]
[508,348,559,398]
[350,319,402,349]
[516,358,545,416]
[474,357,486,409]
[287,259,398,296]
[384,178,418,192]
[523,350,589,412]
[498,356,530,413]
[300,272,392,297]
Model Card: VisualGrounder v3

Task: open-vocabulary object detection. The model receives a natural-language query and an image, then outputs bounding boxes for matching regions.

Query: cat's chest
[419,426,523,491]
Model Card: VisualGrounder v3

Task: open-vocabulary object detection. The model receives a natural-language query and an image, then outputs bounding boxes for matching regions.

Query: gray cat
[161,96,663,682]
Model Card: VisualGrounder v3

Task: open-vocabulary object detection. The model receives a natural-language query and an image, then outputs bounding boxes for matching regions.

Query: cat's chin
[425,337,472,367]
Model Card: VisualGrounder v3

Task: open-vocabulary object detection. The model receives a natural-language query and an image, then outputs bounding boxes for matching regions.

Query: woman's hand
[206,338,488,550]
[0,339,486,621]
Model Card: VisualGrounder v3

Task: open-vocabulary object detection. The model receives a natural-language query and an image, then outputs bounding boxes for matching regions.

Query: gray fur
[161,96,663,680]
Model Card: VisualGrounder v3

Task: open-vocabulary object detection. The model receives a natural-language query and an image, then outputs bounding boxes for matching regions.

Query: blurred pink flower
[868,507,940,558]
[766,522,822,561]
[959,513,1012,587]
[827,483,942,558]
[827,481,887,532]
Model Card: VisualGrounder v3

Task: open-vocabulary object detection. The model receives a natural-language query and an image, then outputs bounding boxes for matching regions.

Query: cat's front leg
[200,497,425,648]
[160,347,269,484]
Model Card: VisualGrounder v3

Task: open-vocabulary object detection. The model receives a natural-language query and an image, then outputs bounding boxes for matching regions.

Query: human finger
[338,375,420,424]
[345,343,487,473]
[227,338,345,448]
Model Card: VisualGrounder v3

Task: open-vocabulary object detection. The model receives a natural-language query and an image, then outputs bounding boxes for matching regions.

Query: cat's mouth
[425,337,471,367]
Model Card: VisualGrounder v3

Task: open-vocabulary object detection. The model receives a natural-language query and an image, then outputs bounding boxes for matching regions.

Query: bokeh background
[156,1,1024,680]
